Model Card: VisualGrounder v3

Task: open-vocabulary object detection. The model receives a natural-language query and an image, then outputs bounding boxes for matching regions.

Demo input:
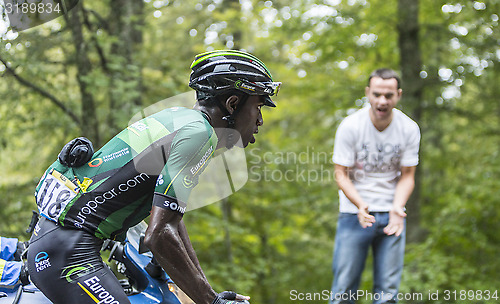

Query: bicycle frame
[0,222,186,304]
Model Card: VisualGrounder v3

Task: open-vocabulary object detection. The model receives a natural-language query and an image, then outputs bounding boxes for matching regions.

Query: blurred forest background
[1,0,499,303]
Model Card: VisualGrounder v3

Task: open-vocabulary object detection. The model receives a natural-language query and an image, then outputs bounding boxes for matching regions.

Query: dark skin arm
[144,206,251,303]
[144,206,217,304]
[177,215,208,281]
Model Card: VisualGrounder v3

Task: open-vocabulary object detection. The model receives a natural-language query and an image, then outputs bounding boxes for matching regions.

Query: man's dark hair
[368,68,401,89]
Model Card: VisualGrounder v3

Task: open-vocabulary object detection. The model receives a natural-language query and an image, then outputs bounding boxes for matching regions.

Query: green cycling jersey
[35,107,218,240]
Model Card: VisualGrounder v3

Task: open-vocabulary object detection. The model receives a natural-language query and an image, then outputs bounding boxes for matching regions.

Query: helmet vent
[214,64,231,73]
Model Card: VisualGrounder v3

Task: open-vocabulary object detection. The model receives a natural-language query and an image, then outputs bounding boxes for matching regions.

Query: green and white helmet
[189,50,281,107]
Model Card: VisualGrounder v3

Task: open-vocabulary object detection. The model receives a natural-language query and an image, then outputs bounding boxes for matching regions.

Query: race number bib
[35,169,79,222]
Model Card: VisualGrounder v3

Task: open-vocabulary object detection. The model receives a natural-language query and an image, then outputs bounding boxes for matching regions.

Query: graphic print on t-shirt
[356,142,402,173]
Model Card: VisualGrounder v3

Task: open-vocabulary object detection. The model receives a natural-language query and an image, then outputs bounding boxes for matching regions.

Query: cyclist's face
[234,95,265,147]
[365,77,402,123]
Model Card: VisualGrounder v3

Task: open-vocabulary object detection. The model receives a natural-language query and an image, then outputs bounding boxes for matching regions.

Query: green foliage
[1,0,499,303]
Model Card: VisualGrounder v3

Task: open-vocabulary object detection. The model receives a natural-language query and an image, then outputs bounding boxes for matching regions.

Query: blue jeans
[330,212,405,304]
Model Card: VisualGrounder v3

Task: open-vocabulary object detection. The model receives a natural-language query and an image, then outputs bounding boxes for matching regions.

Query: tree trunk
[107,0,144,135]
[398,0,425,242]
[66,2,100,145]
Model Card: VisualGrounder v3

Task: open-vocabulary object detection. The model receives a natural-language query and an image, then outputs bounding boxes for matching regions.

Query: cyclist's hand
[384,207,406,236]
[213,291,250,304]
[357,204,375,228]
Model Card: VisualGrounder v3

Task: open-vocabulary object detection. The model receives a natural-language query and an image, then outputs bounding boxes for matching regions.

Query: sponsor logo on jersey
[156,174,164,186]
[74,173,151,229]
[34,251,51,272]
[183,176,194,188]
[190,146,213,175]
[131,122,149,132]
[88,148,130,168]
[162,199,186,214]
[102,148,130,163]
[88,158,103,167]
[79,275,121,304]
[62,263,96,283]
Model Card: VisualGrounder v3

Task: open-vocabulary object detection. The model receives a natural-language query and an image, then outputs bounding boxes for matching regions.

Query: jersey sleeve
[332,118,357,167]
[400,121,421,167]
[152,121,216,215]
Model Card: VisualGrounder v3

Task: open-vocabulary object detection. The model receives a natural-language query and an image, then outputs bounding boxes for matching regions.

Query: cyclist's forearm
[145,209,217,304]
[156,228,215,304]
[178,219,208,281]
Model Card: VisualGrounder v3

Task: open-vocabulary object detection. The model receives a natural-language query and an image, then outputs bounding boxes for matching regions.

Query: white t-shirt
[332,106,420,213]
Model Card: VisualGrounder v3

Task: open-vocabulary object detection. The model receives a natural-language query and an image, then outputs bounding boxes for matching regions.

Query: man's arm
[144,206,217,304]
[177,218,208,281]
[383,166,416,236]
[334,164,375,227]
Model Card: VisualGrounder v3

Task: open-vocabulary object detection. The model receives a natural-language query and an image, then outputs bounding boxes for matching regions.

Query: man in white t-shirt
[329,69,420,304]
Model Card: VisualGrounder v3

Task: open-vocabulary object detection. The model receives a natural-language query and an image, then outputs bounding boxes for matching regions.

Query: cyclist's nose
[257,112,263,126]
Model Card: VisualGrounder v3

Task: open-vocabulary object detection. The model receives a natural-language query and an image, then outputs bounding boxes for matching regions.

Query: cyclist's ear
[224,95,240,115]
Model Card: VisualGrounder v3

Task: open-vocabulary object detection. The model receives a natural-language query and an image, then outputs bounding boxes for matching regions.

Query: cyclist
[27,50,281,304]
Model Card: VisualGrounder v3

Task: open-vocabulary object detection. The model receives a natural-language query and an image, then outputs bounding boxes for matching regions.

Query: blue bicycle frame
[0,222,184,304]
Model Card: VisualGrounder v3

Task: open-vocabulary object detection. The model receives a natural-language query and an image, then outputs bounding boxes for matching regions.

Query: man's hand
[357,204,376,228]
[383,207,406,236]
